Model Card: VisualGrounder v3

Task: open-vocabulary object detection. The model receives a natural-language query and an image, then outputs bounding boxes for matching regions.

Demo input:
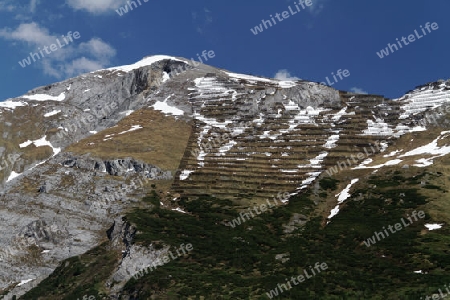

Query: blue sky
[0,0,448,100]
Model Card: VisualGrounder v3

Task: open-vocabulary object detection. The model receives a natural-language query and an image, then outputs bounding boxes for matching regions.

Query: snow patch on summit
[22,92,66,102]
[0,100,27,110]
[225,71,298,88]
[107,55,185,73]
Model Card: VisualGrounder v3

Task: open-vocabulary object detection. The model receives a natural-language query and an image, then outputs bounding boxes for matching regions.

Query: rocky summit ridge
[0,55,449,298]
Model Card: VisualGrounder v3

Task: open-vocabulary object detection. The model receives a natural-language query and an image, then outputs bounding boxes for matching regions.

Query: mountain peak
[1,55,450,298]
[104,55,186,73]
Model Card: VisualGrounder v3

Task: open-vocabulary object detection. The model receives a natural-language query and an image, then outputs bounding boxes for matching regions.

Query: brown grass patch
[66,109,192,171]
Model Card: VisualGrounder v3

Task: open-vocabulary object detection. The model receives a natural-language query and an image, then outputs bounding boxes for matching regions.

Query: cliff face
[0,56,195,298]
[0,56,449,299]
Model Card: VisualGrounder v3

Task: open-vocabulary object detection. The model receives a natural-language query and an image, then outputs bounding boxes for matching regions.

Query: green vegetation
[20,242,117,300]
[143,190,161,208]
[319,177,339,191]
[21,169,450,299]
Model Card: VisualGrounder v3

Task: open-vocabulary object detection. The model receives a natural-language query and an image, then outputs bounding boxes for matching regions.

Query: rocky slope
[0,56,449,299]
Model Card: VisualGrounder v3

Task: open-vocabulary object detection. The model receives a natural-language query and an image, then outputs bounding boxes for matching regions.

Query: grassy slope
[66,109,192,171]
[0,105,54,182]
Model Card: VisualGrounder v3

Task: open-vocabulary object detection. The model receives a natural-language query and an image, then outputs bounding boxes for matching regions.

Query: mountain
[0,56,449,299]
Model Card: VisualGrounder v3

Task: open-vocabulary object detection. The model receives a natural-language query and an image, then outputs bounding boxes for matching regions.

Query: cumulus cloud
[79,38,117,61]
[66,0,127,14]
[63,57,106,76]
[350,87,368,94]
[274,69,300,81]
[0,22,117,78]
[0,22,54,45]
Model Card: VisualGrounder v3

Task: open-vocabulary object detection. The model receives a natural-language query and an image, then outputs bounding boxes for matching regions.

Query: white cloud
[0,0,16,12]
[66,0,127,14]
[0,0,39,18]
[274,69,300,81]
[41,60,62,78]
[0,22,54,45]
[192,7,213,34]
[0,22,117,78]
[79,38,116,60]
[63,57,105,76]
[29,0,39,13]
[350,87,368,94]
[307,0,328,16]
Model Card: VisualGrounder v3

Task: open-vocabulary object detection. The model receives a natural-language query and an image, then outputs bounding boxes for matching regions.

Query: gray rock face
[60,153,165,178]
[104,217,172,294]
[0,150,172,298]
